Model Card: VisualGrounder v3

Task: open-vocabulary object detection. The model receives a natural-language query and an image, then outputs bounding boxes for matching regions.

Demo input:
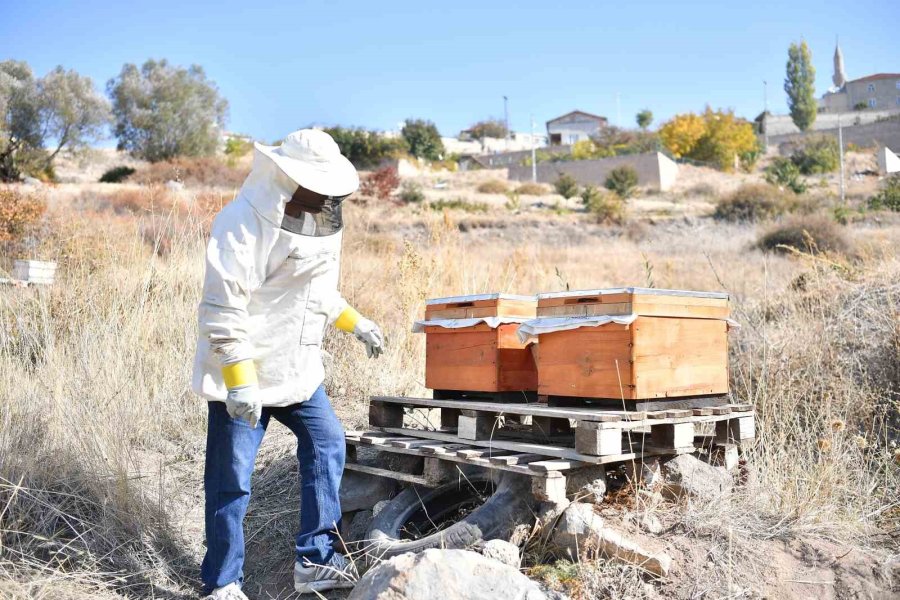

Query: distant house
[820,43,900,112]
[546,110,608,145]
[822,73,900,112]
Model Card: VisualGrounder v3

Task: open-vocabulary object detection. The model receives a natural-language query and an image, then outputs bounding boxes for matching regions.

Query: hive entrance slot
[448,301,475,308]
[565,297,599,304]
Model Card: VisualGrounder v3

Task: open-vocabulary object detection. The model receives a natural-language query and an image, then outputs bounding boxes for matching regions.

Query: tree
[324,126,408,168]
[1,60,109,181]
[636,109,653,130]
[401,118,444,161]
[659,108,759,171]
[691,107,760,171]
[108,59,228,161]
[466,118,507,140]
[604,166,639,198]
[38,67,110,162]
[658,112,706,158]
[784,41,817,131]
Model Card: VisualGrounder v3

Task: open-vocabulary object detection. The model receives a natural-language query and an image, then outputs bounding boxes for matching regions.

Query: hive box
[532,288,730,401]
[424,293,537,394]
[13,260,56,285]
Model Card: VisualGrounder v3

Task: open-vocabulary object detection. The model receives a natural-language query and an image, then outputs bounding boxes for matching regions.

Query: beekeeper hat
[254,129,359,197]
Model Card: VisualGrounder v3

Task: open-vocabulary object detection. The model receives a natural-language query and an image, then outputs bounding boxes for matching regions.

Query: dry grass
[1,180,898,598]
[132,157,249,189]
[476,179,509,194]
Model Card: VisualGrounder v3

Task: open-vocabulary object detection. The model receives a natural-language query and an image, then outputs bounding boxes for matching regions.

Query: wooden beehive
[532,288,730,400]
[423,293,537,394]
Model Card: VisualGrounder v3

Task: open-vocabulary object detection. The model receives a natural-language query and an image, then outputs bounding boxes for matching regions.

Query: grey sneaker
[202,582,249,600]
[293,553,359,594]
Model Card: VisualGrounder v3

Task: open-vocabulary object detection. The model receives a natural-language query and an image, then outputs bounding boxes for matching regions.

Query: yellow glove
[221,360,261,428]
[335,306,383,358]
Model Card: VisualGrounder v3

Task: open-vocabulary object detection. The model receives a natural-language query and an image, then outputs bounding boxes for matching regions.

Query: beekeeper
[192,129,382,599]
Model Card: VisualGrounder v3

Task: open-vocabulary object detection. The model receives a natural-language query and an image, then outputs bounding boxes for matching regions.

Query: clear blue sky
[2,0,898,142]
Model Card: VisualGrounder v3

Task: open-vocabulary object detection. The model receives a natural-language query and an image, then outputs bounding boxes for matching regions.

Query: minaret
[833,38,847,89]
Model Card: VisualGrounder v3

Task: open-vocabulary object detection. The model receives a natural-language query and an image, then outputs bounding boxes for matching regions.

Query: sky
[2,0,898,143]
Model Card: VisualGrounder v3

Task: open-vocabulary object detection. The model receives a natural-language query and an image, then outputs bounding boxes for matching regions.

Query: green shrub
[757,214,851,255]
[224,137,252,158]
[476,179,509,194]
[764,157,807,194]
[98,165,136,183]
[553,173,579,199]
[514,182,548,196]
[867,174,900,211]
[398,181,425,204]
[790,136,840,174]
[604,166,638,198]
[428,198,488,213]
[324,126,408,168]
[713,183,791,222]
[581,185,625,224]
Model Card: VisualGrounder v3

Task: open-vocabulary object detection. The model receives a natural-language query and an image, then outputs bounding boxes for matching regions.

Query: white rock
[626,511,664,535]
[480,539,520,568]
[552,502,672,577]
[565,465,608,503]
[165,179,185,190]
[554,502,605,547]
[348,549,547,600]
[23,176,42,186]
[661,454,732,501]
[536,499,571,529]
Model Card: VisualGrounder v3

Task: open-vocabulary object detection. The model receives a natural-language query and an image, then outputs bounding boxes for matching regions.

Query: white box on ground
[13,260,57,285]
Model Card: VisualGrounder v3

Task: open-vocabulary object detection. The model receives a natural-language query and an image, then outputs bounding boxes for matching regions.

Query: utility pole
[838,112,845,204]
[503,95,510,151]
[531,114,537,183]
[763,80,769,150]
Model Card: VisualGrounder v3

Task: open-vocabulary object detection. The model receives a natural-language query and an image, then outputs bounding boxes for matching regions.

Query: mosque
[820,42,900,113]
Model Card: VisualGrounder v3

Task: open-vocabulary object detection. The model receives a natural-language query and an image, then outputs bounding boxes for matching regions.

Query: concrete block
[575,425,622,456]
[458,413,494,440]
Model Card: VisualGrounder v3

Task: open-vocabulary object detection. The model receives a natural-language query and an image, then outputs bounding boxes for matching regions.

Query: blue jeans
[200,385,346,592]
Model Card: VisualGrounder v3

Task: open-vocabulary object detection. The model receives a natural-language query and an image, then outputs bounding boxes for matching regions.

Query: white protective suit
[192,152,350,407]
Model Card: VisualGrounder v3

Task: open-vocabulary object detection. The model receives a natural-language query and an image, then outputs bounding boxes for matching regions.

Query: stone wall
[507,152,678,192]
[763,109,900,136]
[768,116,900,154]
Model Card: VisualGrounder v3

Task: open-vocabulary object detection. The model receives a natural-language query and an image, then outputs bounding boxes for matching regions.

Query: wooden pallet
[344,430,580,502]
[368,395,756,461]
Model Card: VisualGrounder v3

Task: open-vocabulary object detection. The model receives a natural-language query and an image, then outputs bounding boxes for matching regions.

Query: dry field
[0,157,898,599]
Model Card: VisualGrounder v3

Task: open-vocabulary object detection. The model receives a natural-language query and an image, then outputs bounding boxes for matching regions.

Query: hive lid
[537,287,729,301]
[426,293,536,305]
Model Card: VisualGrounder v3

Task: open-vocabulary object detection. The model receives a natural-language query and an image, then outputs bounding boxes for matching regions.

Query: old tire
[366,471,535,558]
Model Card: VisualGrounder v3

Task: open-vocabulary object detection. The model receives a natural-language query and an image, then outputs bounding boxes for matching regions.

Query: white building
[442,132,548,156]
[546,110,608,145]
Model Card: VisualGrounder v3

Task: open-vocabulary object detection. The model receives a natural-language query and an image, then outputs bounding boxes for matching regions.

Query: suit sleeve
[197,214,265,366]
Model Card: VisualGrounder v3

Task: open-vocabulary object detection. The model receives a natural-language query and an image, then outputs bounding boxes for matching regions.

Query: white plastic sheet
[412,316,532,333]
[516,314,639,343]
[516,314,741,343]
